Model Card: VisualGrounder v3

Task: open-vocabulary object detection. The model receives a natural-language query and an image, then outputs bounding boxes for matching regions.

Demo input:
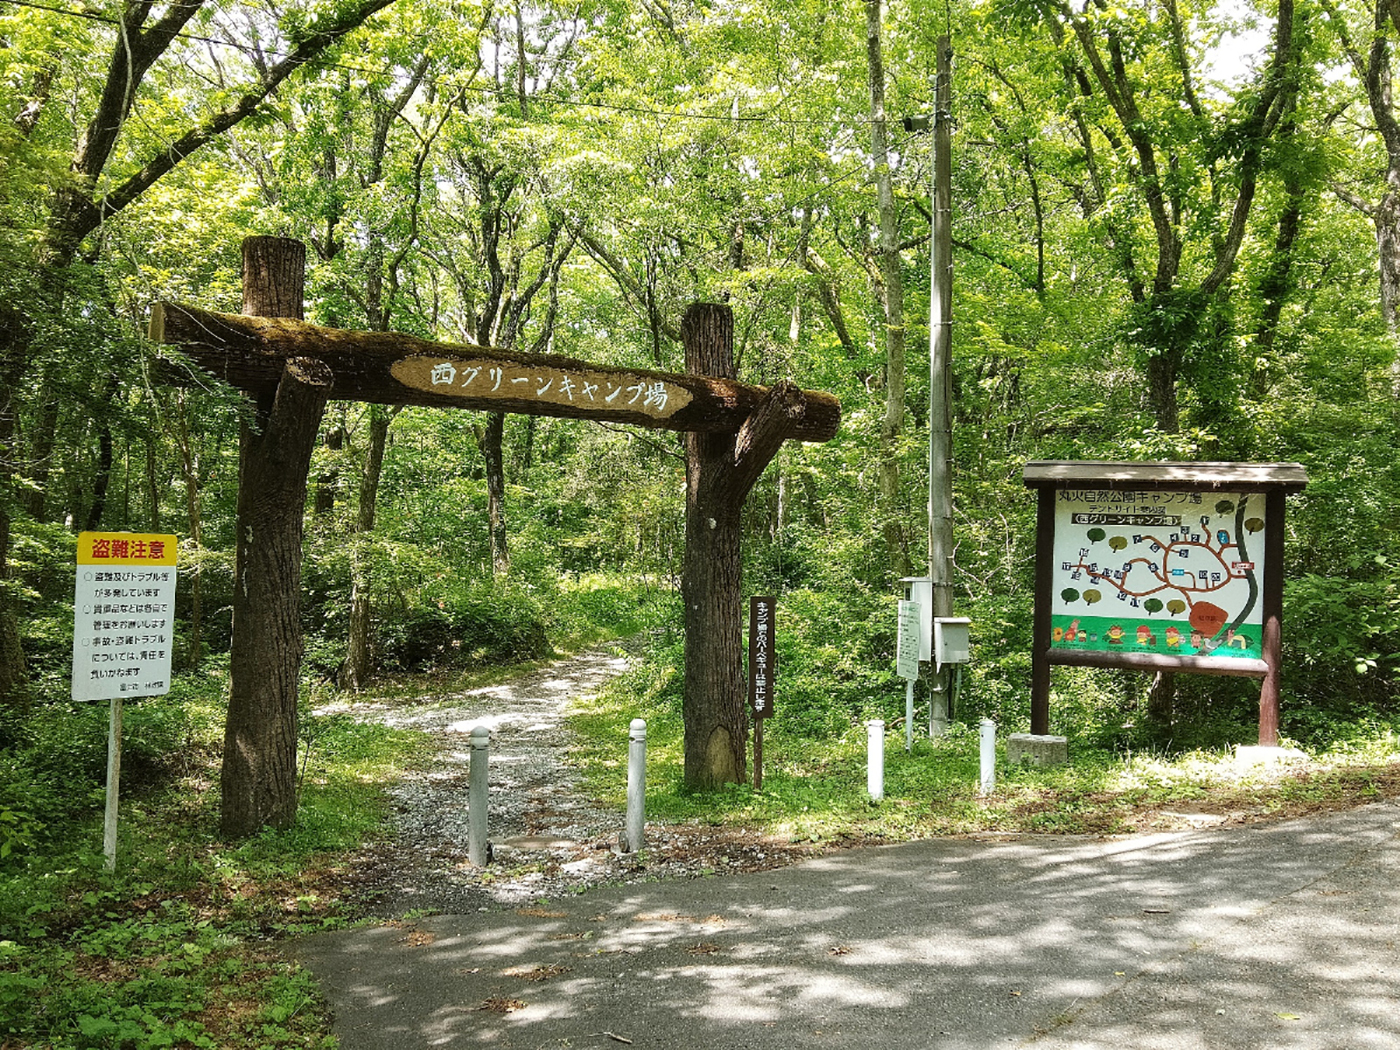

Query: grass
[4,623,1398,1048]
[567,645,1400,844]
[0,693,425,1050]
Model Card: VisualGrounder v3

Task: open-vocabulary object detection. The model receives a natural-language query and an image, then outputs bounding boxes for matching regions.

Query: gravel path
[322,646,822,917]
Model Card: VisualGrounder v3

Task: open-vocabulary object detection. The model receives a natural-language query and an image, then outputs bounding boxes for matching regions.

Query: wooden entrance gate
[152,237,840,835]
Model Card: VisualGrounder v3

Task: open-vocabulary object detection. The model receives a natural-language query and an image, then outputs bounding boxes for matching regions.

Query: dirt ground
[318,647,832,916]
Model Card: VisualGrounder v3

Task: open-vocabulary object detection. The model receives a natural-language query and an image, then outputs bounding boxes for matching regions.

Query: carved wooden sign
[390,355,694,420]
[150,302,839,441]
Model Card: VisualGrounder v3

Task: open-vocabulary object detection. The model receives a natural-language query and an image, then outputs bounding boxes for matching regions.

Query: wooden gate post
[681,303,807,790]
[221,237,333,837]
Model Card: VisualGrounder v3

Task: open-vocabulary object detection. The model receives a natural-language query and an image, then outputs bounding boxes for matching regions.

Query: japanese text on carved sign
[391,356,693,419]
[1049,489,1266,660]
[72,532,178,702]
[749,596,776,719]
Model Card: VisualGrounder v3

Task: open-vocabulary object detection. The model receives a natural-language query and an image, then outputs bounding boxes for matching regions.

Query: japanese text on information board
[1049,490,1265,660]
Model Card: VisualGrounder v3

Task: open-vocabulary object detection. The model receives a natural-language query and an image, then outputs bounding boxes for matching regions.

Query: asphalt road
[299,798,1400,1050]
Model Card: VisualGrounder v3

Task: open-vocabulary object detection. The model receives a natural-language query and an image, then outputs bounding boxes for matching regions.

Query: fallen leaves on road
[479,996,527,1013]
[504,964,571,981]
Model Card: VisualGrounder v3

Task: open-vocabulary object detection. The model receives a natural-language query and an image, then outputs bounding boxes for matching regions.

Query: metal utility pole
[927,36,956,734]
[903,36,958,738]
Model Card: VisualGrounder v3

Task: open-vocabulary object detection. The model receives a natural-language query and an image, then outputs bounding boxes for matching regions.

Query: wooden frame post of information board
[1023,462,1307,746]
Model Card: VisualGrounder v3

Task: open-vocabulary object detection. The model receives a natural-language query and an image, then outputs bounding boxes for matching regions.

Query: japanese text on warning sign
[72,532,178,702]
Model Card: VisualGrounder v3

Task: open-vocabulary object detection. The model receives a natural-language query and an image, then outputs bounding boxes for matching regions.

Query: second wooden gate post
[680,303,807,790]
[221,237,334,837]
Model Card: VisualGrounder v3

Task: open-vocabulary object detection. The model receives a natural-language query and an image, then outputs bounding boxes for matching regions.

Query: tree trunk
[1251,174,1304,397]
[682,305,748,790]
[83,377,120,532]
[1146,350,1182,434]
[1377,189,1400,395]
[170,391,203,670]
[0,307,32,710]
[680,304,808,791]
[1147,670,1175,729]
[521,414,536,472]
[867,0,910,579]
[314,409,345,516]
[222,237,330,838]
[144,430,161,531]
[340,403,392,690]
[21,382,60,521]
[476,411,510,575]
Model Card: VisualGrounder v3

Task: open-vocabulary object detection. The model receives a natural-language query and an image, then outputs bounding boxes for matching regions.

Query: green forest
[4,0,1400,1039]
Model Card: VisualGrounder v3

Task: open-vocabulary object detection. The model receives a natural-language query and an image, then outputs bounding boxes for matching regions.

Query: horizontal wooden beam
[150,303,841,442]
[1045,647,1269,679]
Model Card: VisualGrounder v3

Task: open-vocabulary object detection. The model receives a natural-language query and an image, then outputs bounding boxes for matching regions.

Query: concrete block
[1006,733,1068,767]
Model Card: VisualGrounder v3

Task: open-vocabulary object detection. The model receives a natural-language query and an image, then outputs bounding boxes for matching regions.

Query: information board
[896,600,922,680]
[1049,489,1265,660]
[72,532,178,702]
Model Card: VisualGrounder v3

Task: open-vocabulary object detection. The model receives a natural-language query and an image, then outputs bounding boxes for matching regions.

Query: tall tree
[1321,0,1400,393]
[0,0,397,708]
[867,0,912,579]
[1007,0,1302,433]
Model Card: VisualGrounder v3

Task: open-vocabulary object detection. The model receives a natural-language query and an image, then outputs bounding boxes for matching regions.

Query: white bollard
[866,719,886,801]
[468,725,491,866]
[979,718,997,796]
[623,718,646,853]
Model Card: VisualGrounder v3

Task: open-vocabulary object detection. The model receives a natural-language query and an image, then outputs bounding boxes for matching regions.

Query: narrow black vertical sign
[749,595,776,719]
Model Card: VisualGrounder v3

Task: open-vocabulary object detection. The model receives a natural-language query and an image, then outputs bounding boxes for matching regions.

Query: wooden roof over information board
[1022,460,1308,493]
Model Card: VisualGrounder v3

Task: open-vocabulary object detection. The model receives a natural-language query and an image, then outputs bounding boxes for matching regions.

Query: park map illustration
[1050,489,1266,660]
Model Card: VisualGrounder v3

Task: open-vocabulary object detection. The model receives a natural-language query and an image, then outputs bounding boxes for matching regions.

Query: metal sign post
[72,532,178,870]
[103,696,122,868]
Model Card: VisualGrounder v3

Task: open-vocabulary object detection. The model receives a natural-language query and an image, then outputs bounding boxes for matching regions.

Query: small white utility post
[866,720,886,801]
[979,719,997,797]
[624,718,646,852]
[468,725,491,866]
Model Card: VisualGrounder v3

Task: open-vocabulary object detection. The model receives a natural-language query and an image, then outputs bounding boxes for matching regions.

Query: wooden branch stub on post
[731,379,806,499]
[149,302,840,442]
[242,237,305,320]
